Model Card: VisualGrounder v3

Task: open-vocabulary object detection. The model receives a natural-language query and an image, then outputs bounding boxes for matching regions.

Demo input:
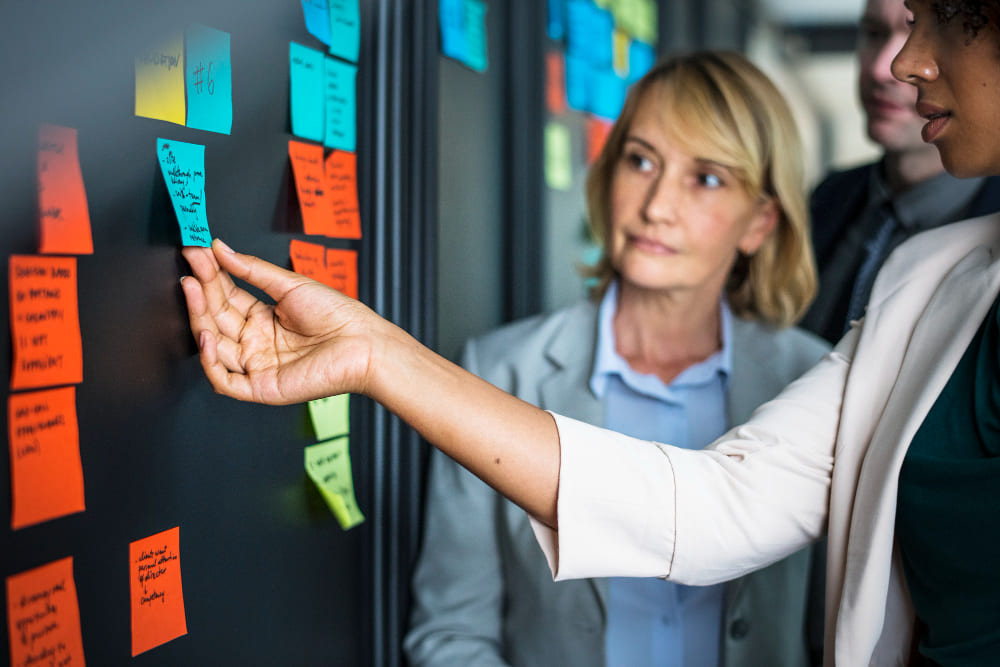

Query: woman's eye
[698,172,723,188]
[625,152,654,172]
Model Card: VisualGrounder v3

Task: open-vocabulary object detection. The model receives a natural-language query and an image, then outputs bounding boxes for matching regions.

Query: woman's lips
[630,235,674,255]
[916,102,952,143]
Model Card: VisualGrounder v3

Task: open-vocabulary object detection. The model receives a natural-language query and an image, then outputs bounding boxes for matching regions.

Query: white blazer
[531,213,1000,667]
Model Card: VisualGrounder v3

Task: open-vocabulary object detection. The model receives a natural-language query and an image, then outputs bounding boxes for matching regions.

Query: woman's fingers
[211,239,313,305]
[196,329,256,402]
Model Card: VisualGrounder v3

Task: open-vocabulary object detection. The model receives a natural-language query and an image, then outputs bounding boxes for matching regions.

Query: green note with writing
[305,437,364,529]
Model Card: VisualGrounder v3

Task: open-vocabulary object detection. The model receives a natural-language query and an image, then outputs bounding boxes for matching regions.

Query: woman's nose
[643,176,678,223]
[891,29,939,84]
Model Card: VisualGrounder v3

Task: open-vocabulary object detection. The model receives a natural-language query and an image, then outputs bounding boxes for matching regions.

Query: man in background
[801,0,1000,343]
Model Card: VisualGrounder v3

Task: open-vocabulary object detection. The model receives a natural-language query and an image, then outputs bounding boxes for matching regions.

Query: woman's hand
[180,239,381,405]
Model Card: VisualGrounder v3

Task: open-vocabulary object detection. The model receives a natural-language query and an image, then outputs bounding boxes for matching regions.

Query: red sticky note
[325,248,358,299]
[6,556,86,667]
[325,150,362,239]
[130,526,187,656]
[9,256,83,390]
[586,116,614,165]
[289,238,328,284]
[288,140,330,235]
[546,51,567,115]
[8,387,85,529]
[38,124,94,255]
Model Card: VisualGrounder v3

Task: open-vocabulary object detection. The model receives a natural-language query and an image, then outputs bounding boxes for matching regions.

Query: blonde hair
[583,50,816,328]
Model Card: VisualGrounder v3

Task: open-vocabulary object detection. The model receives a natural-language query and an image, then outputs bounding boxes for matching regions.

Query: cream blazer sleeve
[532,329,856,586]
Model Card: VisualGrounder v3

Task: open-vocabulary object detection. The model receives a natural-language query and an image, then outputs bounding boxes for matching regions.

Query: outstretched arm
[180,240,561,526]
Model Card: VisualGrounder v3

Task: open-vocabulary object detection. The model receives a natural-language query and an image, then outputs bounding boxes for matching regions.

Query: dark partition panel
[0,1,434,664]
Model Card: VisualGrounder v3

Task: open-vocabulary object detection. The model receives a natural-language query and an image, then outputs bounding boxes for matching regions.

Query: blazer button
[729,619,750,640]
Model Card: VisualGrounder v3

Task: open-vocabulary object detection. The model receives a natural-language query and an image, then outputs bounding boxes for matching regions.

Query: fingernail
[179,276,189,285]
[199,331,209,350]
[215,239,235,254]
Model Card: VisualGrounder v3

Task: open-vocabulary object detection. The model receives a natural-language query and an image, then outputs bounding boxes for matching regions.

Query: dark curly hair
[930,0,1000,40]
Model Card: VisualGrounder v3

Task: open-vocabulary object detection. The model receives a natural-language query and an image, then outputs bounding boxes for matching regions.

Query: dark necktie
[844,202,899,330]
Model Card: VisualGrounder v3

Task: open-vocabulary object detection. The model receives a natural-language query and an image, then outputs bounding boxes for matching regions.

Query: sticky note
[329,0,360,63]
[130,527,187,656]
[325,248,358,299]
[439,0,467,65]
[324,57,357,151]
[462,0,488,73]
[308,394,350,441]
[325,150,361,239]
[613,29,630,78]
[590,68,627,120]
[628,39,656,83]
[136,32,186,125]
[289,42,325,142]
[8,387,85,530]
[185,25,233,134]
[157,138,211,247]
[545,51,567,115]
[37,124,93,255]
[586,116,614,165]
[289,238,328,282]
[301,0,332,45]
[9,256,83,390]
[567,0,613,68]
[547,0,566,40]
[288,140,329,235]
[305,437,364,529]
[6,557,85,667]
[565,54,590,112]
[545,122,573,191]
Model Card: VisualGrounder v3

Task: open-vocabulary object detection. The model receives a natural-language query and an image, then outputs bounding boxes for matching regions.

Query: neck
[882,146,946,194]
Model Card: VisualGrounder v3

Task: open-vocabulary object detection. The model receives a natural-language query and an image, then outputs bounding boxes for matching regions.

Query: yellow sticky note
[305,437,364,530]
[307,394,349,441]
[135,33,186,125]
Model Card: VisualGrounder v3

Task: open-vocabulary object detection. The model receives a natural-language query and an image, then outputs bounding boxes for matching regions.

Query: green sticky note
[305,437,364,529]
[545,122,573,191]
[308,394,349,440]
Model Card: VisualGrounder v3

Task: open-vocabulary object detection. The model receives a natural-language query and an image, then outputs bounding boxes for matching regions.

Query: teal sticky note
[156,138,211,247]
[301,0,331,45]
[323,57,357,151]
[185,25,233,134]
[439,0,467,64]
[308,394,349,441]
[328,0,360,63]
[289,42,325,142]
[589,68,627,120]
[462,0,488,72]
[565,54,590,112]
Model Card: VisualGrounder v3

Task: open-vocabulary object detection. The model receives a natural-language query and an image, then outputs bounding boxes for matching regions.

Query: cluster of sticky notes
[289,42,358,152]
[157,138,212,247]
[289,239,358,299]
[135,25,233,134]
[288,141,362,238]
[6,557,86,667]
[38,124,93,255]
[305,394,362,529]
[300,0,361,64]
[129,527,188,656]
[438,0,488,72]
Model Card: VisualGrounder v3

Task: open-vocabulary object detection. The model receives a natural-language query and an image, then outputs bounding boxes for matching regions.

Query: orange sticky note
[586,116,614,165]
[289,238,328,284]
[325,150,362,239]
[38,124,93,255]
[288,140,330,236]
[129,527,187,656]
[6,556,86,667]
[546,51,567,115]
[9,256,83,390]
[8,387,85,529]
[325,248,358,299]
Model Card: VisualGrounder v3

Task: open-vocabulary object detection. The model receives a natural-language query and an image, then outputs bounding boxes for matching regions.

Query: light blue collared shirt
[591,281,732,667]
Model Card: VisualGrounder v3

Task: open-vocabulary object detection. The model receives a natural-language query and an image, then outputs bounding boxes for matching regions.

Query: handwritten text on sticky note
[305,437,364,529]
[290,42,326,143]
[325,150,361,239]
[157,138,211,247]
[185,24,233,134]
[38,124,93,255]
[324,58,357,151]
[136,32,186,125]
[6,557,86,667]
[308,394,349,441]
[288,140,329,235]
[130,526,188,656]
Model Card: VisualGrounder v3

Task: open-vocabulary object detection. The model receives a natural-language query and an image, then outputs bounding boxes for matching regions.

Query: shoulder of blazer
[970,174,1000,217]
[809,162,876,264]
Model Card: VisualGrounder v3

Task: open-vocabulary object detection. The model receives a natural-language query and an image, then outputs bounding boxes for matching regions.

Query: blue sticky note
[185,25,233,134]
[628,40,656,83]
[590,68,627,120]
[565,54,590,112]
[462,0,488,72]
[324,57,357,151]
[439,0,467,64]
[301,0,332,45]
[156,138,210,247]
[547,0,566,41]
[329,0,360,63]
[567,0,613,68]
[290,42,325,142]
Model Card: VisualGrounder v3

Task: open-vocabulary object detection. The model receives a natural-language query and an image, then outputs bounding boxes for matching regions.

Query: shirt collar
[870,161,985,232]
[589,280,732,400]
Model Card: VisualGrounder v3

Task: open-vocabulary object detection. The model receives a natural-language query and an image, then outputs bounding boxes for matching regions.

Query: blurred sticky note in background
[9,255,83,390]
[305,437,364,529]
[325,150,361,239]
[589,68,627,120]
[289,238,328,282]
[157,138,211,247]
[301,0,332,45]
[439,0,488,72]
[308,394,349,441]
[6,557,85,667]
[328,0,360,63]
[586,116,614,165]
[185,25,233,134]
[289,42,325,142]
[37,124,93,255]
[136,32,186,125]
[462,0,488,72]
[288,140,329,235]
[325,248,358,299]
[547,0,566,40]
[628,39,656,83]
[324,57,357,151]
[8,387,85,530]
[544,122,573,191]
[565,54,589,112]
[129,527,187,656]
[545,51,567,115]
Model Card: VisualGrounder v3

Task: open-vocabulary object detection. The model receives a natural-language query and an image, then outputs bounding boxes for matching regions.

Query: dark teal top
[896,295,1000,665]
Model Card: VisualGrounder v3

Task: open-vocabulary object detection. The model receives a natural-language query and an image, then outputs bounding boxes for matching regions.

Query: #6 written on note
[157,138,211,247]
[9,255,83,390]
[37,124,93,255]
[6,556,86,667]
[305,437,364,529]
[136,31,186,125]
[185,24,233,134]
[130,526,188,656]
[8,387,85,530]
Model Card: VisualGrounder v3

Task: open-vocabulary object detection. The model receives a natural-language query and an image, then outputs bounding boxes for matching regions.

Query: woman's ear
[738,198,779,255]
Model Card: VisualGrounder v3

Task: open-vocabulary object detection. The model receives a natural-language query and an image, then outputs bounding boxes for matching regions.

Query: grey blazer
[404,300,830,667]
